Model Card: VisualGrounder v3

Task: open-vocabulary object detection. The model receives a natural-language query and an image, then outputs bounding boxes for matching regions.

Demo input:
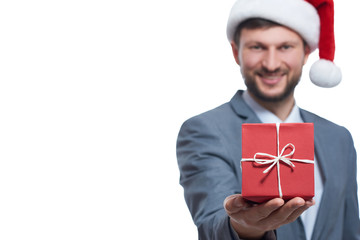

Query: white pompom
[309,59,342,88]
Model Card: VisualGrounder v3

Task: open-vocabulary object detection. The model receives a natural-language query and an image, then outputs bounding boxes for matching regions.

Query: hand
[223,194,315,239]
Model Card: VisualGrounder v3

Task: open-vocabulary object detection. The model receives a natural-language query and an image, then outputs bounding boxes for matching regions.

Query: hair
[233,18,280,46]
[233,18,308,49]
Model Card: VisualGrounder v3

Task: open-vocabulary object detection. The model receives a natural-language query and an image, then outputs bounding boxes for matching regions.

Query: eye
[249,45,264,51]
[280,44,292,50]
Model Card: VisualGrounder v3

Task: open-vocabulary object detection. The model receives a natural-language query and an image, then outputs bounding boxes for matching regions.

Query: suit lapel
[229,90,262,123]
[301,110,331,240]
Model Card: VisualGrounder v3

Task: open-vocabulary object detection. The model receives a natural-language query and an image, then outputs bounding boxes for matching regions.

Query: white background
[0,1,358,239]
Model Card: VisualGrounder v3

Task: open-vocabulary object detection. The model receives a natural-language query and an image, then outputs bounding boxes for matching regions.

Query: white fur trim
[227,0,320,52]
[309,59,342,88]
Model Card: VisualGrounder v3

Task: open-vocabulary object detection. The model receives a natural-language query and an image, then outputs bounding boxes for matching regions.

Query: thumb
[224,194,250,214]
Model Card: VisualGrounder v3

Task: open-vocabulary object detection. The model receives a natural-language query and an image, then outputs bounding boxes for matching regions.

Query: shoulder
[300,109,354,144]
[178,102,238,144]
[179,90,251,133]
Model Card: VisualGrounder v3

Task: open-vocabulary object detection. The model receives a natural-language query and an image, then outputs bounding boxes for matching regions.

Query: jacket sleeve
[176,115,241,239]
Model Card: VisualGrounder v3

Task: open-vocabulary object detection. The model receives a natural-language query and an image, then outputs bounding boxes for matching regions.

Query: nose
[262,48,281,72]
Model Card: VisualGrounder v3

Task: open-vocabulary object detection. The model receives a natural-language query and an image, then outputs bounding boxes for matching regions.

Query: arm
[176,116,242,239]
[177,116,314,239]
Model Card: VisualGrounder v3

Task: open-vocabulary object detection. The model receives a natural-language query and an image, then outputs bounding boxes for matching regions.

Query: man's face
[235,26,310,102]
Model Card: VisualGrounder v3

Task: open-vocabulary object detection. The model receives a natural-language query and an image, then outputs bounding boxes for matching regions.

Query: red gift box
[241,123,314,203]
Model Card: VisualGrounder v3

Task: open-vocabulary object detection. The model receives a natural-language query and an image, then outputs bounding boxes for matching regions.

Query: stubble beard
[243,67,302,103]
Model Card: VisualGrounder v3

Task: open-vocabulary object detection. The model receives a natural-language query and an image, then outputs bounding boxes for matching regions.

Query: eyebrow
[243,40,301,47]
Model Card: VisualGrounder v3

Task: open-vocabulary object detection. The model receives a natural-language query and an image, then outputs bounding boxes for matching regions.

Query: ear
[303,44,311,66]
[230,41,241,66]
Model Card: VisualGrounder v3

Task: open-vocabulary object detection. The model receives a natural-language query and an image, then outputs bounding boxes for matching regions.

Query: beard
[242,67,302,102]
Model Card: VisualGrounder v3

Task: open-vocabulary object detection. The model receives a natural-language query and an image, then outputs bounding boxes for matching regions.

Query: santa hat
[226,0,341,88]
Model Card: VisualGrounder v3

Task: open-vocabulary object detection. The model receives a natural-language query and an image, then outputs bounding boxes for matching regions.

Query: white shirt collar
[242,90,303,123]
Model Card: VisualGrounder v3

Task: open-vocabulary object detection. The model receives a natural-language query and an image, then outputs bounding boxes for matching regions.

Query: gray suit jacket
[177,90,360,240]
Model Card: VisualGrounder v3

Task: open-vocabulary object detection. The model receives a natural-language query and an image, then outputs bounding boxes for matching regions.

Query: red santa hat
[226,0,341,88]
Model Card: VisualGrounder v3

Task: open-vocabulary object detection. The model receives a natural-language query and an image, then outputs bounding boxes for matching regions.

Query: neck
[248,92,295,121]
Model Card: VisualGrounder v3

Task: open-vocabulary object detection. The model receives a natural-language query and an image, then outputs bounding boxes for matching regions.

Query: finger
[259,197,307,228]
[275,197,306,217]
[227,197,285,226]
[285,199,316,224]
[224,194,251,214]
[228,198,285,234]
[305,198,316,207]
[250,198,285,220]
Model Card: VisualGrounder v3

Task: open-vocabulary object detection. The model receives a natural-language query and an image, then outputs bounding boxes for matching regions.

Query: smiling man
[231,20,310,120]
[177,0,360,239]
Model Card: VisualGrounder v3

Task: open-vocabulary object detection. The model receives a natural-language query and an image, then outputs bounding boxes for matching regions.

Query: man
[176,0,360,239]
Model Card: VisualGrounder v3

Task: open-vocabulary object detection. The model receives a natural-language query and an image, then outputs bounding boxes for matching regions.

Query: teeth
[262,75,281,79]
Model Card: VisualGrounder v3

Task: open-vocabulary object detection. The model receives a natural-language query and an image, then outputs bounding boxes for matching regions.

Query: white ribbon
[241,123,314,198]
